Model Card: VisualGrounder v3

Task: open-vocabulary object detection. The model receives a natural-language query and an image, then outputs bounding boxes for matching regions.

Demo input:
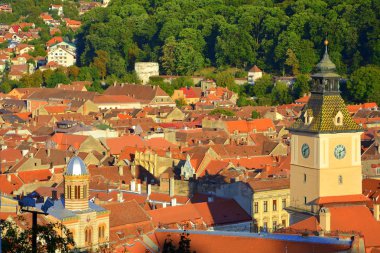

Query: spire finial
[324,31,329,53]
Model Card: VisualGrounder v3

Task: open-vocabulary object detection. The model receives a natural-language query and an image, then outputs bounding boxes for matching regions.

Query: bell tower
[288,40,363,214]
[64,156,90,211]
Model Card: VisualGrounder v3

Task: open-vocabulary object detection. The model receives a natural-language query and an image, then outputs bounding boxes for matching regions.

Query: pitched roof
[104,84,170,102]
[289,94,362,133]
[93,95,140,104]
[247,178,290,192]
[328,205,380,247]
[154,229,352,253]
[311,194,370,205]
[105,135,145,155]
[103,200,151,228]
[249,65,262,72]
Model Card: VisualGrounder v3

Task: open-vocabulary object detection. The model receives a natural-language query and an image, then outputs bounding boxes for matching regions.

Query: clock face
[334,145,346,159]
[301,143,310,158]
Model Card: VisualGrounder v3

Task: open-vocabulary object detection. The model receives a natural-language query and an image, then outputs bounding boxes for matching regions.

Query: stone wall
[135,62,159,85]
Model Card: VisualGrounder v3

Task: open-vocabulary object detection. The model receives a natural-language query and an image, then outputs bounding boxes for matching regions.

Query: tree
[271,81,292,105]
[210,108,235,116]
[92,50,110,80]
[161,36,177,75]
[292,74,310,99]
[347,65,380,104]
[285,48,300,76]
[253,74,273,98]
[20,71,43,88]
[162,232,194,253]
[0,217,75,253]
[251,110,260,119]
[215,71,235,88]
[45,70,70,88]
[175,98,187,108]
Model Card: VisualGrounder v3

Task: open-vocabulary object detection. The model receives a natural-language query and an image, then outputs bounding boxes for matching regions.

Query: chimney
[163,202,167,208]
[169,177,175,197]
[46,148,50,157]
[147,184,151,197]
[6,174,11,182]
[208,196,214,203]
[171,198,177,206]
[319,207,331,232]
[65,156,70,163]
[137,183,141,194]
[51,190,58,200]
[118,166,123,176]
[130,179,136,192]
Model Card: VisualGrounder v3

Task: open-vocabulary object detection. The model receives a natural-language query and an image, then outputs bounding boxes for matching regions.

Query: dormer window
[334,111,343,126]
[304,109,313,125]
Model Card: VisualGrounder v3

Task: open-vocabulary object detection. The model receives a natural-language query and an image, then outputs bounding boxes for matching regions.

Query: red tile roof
[18,169,53,184]
[329,205,380,247]
[106,135,145,155]
[249,65,262,72]
[295,95,310,104]
[311,194,370,205]
[154,230,352,253]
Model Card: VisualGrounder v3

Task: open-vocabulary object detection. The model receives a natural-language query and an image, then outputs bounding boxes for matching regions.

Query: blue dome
[66,156,87,176]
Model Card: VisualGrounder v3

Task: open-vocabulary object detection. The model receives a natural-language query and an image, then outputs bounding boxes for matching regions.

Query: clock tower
[288,40,363,215]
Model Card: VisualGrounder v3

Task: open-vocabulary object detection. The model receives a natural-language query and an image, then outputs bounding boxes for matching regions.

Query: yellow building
[288,41,363,214]
[249,178,290,231]
[41,156,110,251]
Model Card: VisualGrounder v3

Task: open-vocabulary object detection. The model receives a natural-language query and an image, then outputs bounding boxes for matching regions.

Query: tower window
[304,173,307,183]
[75,185,80,199]
[304,196,307,204]
[334,111,344,126]
[338,175,343,184]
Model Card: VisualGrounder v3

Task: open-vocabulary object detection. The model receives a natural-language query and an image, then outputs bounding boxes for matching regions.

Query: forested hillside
[77,0,379,77]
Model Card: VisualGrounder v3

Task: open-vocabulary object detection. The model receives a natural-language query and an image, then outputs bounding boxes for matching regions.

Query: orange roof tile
[312,194,370,205]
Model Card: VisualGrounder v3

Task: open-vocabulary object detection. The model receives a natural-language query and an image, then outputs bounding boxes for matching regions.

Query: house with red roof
[63,18,82,30]
[172,87,202,104]
[248,65,263,84]
[9,25,20,34]
[93,95,142,110]
[46,36,63,48]
[49,133,106,154]
[0,4,12,13]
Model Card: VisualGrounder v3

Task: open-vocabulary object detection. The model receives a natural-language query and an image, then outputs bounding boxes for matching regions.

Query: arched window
[85,226,92,246]
[98,224,106,242]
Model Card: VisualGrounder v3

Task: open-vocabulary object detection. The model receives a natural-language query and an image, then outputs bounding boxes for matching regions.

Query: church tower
[288,40,363,214]
[64,156,90,211]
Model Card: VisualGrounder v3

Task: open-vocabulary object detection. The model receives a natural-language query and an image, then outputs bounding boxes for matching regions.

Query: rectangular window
[273,200,277,211]
[304,196,307,204]
[282,219,286,227]
[263,201,268,212]
[273,221,277,229]
[376,168,380,175]
[282,199,286,209]
[254,202,258,213]
[304,173,307,183]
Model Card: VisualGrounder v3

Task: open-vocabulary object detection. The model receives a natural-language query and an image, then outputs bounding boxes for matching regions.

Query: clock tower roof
[288,40,362,134]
